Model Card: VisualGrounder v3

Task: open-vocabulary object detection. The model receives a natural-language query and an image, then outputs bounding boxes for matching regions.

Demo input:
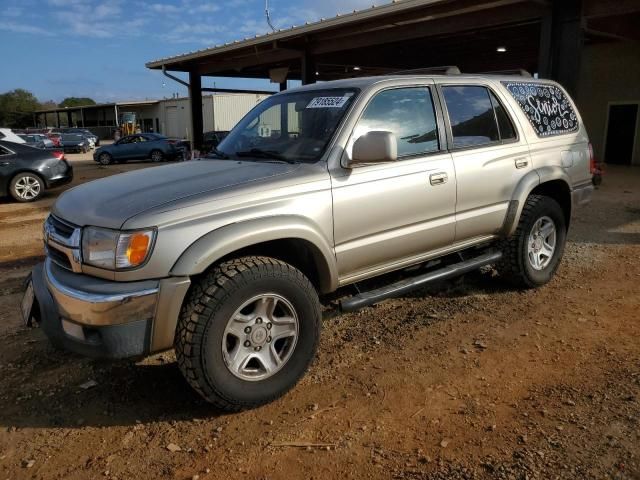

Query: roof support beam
[583,0,640,18]
[309,2,545,56]
[195,47,301,76]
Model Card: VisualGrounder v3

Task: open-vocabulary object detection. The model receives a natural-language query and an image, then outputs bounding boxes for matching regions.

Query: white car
[0,128,26,144]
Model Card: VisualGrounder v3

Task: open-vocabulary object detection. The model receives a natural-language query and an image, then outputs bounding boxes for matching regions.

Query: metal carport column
[189,71,204,151]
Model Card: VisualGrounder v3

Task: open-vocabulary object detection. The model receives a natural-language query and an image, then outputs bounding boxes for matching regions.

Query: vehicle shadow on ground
[0,337,227,430]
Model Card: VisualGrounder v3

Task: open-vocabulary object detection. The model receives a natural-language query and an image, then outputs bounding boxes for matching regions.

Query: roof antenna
[265,0,276,32]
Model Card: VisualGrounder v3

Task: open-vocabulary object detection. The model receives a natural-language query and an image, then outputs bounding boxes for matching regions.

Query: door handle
[514,157,529,169]
[429,172,448,185]
[0,162,9,166]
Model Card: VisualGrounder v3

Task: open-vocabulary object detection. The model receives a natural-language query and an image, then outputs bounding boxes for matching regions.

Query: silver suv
[26,74,593,410]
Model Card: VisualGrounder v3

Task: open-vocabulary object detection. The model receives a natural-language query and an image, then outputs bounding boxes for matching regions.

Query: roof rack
[477,69,532,77]
[387,66,461,76]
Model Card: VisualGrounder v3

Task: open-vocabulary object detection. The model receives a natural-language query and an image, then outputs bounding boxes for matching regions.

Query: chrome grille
[44,215,82,272]
[49,215,75,239]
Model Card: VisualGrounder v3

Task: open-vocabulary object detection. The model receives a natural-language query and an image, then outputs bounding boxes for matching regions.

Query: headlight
[82,227,155,270]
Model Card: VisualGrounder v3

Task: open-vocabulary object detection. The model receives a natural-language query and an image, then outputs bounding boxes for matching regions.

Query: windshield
[215,88,358,163]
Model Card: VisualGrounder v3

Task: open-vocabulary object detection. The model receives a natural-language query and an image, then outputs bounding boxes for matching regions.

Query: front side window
[216,88,358,163]
[351,87,439,158]
[443,86,499,148]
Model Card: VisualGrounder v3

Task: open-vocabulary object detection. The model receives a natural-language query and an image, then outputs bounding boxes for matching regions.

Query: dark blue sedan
[93,133,184,165]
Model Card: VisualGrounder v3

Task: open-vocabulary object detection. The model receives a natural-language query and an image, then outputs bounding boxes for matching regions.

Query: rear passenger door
[131,135,150,159]
[331,85,456,281]
[438,83,531,241]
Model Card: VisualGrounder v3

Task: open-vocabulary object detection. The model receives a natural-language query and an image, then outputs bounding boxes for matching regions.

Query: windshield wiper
[235,148,296,164]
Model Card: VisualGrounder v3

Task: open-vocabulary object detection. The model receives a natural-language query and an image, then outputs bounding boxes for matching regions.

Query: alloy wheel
[14,176,41,200]
[527,215,556,270]
[221,294,299,381]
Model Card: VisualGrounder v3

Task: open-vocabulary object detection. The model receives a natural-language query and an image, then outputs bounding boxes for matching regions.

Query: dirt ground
[0,155,638,480]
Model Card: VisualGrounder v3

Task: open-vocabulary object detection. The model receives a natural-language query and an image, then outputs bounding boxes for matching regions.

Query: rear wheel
[175,256,321,411]
[498,194,567,288]
[150,149,164,162]
[98,152,112,165]
[10,173,44,202]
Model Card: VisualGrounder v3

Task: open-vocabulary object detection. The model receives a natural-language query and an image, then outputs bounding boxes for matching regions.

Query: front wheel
[497,194,567,288]
[98,152,112,165]
[175,256,321,411]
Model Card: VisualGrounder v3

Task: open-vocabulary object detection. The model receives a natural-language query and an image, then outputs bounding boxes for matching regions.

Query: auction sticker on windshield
[306,96,350,108]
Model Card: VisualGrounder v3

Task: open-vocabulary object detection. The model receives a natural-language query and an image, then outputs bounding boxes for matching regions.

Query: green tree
[0,89,40,127]
[59,97,96,108]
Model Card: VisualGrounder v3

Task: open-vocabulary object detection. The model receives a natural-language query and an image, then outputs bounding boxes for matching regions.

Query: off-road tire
[175,256,321,411]
[497,194,567,288]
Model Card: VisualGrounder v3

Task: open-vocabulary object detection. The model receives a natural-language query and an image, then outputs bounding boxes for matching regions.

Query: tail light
[588,143,595,174]
[167,139,178,145]
[51,150,65,161]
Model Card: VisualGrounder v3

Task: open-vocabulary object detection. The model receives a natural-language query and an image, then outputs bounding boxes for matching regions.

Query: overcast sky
[0,0,377,103]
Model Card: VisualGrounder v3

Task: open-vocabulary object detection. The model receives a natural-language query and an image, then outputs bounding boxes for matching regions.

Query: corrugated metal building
[33,93,272,139]
[156,93,271,138]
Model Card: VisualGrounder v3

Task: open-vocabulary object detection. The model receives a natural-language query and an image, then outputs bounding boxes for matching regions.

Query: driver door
[331,85,456,282]
[113,136,135,159]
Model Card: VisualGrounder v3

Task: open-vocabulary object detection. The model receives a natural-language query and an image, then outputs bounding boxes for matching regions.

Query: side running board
[340,250,502,312]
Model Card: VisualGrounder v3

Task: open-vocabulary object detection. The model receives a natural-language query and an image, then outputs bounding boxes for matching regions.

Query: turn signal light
[126,233,151,266]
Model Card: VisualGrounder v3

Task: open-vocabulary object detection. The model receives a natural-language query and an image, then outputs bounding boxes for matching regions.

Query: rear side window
[354,87,439,158]
[442,86,500,148]
[501,81,578,137]
[489,90,516,141]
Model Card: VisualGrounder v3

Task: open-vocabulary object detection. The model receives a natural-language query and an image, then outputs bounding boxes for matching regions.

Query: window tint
[354,87,439,157]
[443,86,499,148]
[489,90,516,140]
[501,81,578,136]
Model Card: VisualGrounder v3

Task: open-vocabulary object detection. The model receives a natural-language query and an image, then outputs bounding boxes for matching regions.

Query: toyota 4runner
[25,74,594,411]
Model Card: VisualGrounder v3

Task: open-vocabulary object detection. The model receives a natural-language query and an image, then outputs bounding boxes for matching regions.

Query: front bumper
[31,260,190,359]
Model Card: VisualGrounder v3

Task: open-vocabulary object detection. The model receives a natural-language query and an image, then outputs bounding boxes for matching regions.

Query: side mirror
[347,131,398,167]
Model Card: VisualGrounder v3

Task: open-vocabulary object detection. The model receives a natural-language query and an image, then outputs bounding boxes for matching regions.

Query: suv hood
[53,160,299,229]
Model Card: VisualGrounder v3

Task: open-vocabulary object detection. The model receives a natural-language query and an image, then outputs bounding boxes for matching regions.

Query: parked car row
[18,133,55,149]
[0,140,73,202]
[17,127,99,150]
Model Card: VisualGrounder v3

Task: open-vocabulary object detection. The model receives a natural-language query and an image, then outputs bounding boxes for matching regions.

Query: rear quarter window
[501,81,578,137]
